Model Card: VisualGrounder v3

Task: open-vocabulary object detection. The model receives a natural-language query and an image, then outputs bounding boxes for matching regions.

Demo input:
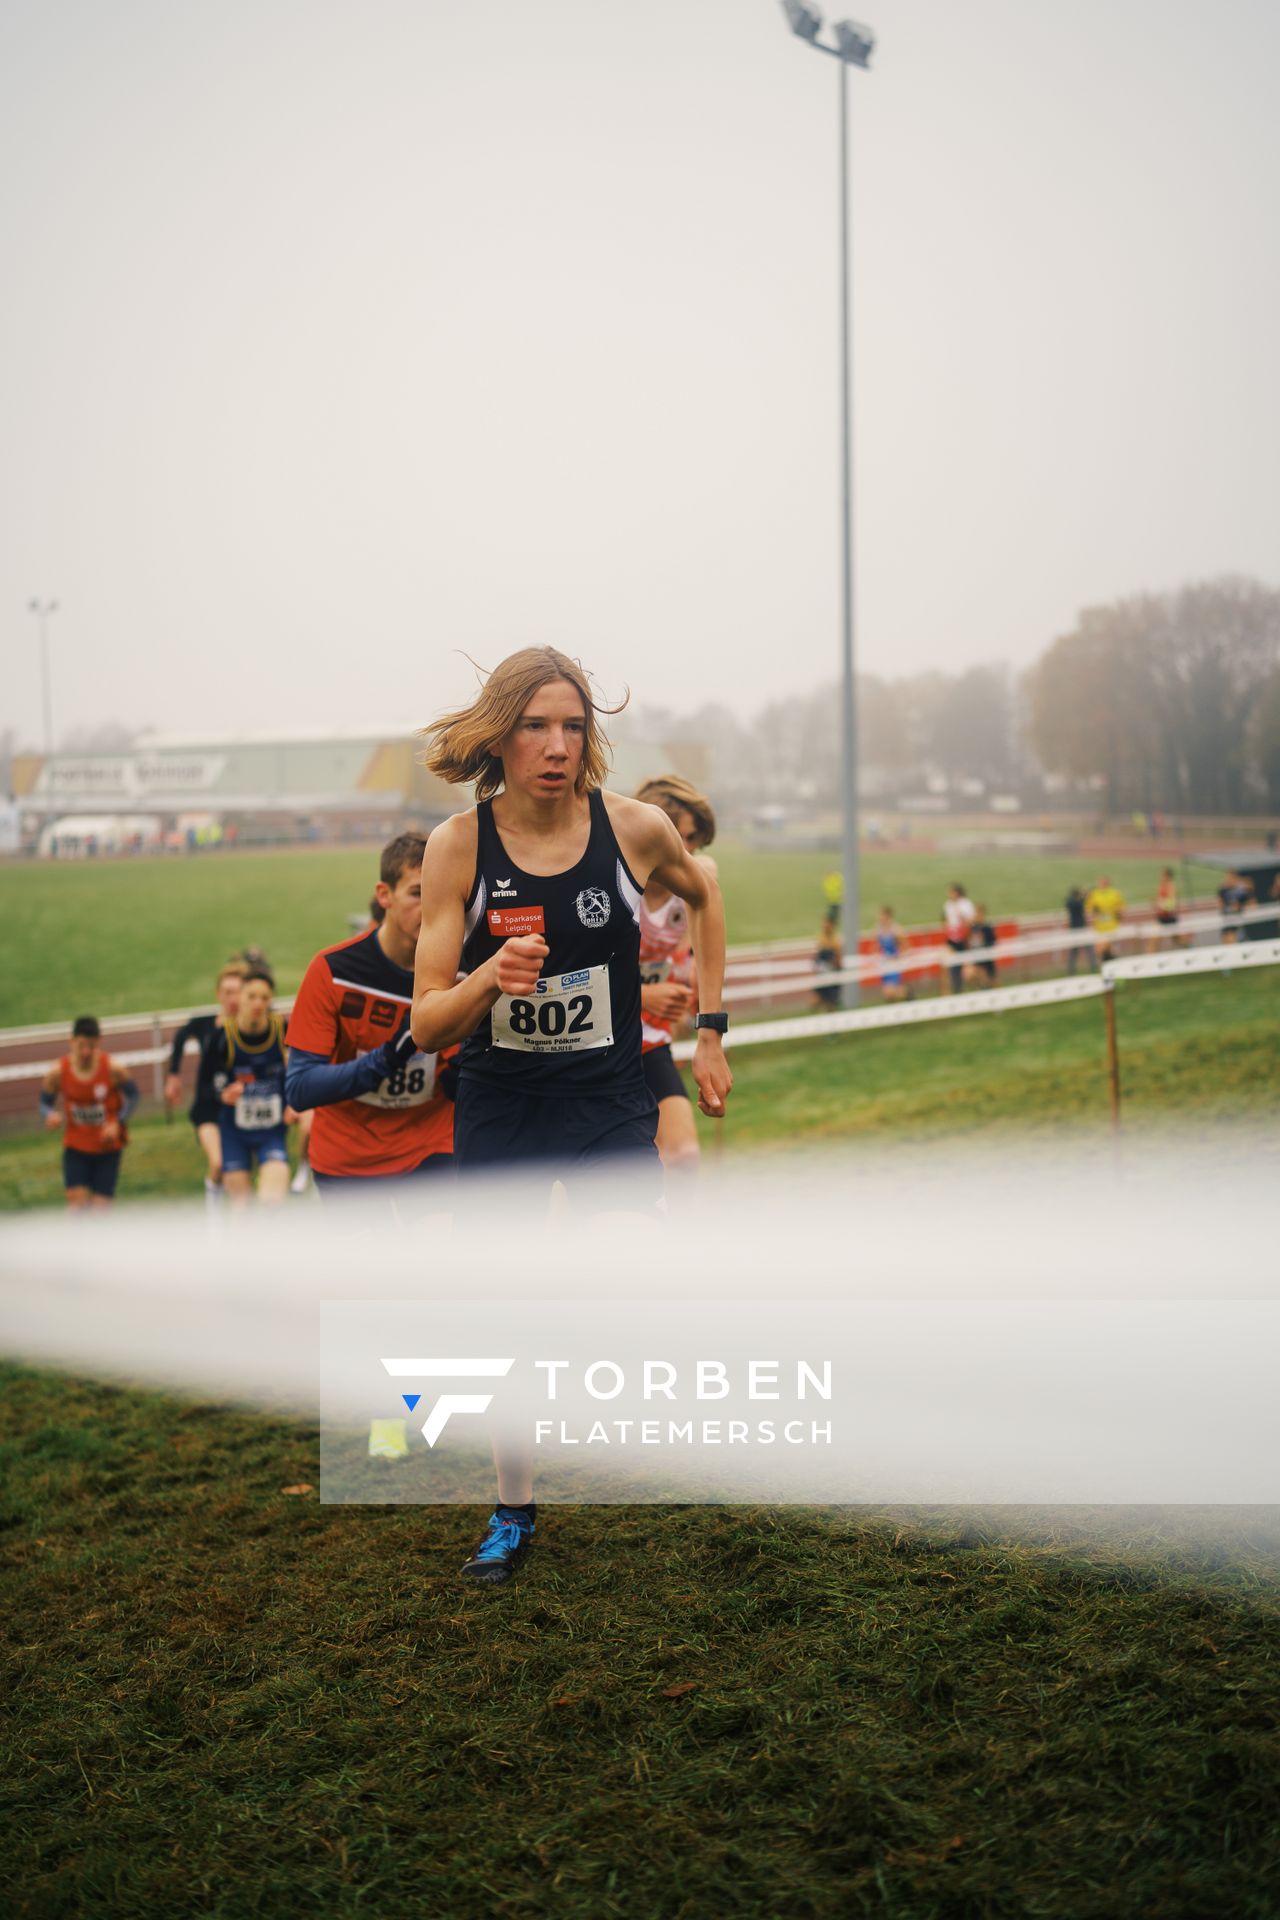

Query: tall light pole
[28,599,59,757]
[778,4,873,1006]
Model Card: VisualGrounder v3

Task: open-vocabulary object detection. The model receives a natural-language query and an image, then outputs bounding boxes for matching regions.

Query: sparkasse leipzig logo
[576,886,611,929]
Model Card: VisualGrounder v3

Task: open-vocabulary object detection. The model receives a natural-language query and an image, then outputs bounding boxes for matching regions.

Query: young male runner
[412,647,732,1583]
[633,774,718,1176]
[40,1017,139,1209]
[284,832,455,1203]
[165,960,246,1208]
[203,969,293,1206]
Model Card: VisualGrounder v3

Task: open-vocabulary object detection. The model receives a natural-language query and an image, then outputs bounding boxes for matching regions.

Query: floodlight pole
[779,10,872,1007]
[836,57,858,1006]
[29,599,59,757]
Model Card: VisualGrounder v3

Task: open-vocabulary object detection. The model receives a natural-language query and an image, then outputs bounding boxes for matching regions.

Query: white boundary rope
[725,904,1280,1000]
[673,940,1280,1060]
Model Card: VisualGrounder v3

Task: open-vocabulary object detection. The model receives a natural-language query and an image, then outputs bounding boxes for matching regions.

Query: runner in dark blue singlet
[453,786,655,1182]
[203,969,293,1206]
[410,647,733,1584]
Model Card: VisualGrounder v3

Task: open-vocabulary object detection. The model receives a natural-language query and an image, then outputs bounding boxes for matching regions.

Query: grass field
[5,861,1277,1912]
[0,845,1220,1026]
[3,1362,1278,1918]
[2,969,1275,1210]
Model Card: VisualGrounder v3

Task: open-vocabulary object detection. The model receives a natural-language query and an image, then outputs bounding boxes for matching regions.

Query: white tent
[38,813,164,858]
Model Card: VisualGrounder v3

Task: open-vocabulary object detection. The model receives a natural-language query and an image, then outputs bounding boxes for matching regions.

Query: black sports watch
[694,1012,729,1035]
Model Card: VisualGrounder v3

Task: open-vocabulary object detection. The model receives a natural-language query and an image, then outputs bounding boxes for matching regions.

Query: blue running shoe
[461,1509,535,1585]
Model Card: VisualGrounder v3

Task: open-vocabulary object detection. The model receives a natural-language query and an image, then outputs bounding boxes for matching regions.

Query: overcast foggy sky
[3,0,1278,748]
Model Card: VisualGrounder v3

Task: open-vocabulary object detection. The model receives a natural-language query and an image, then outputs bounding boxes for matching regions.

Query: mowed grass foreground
[1,969,1275,1209]
[3,1364,1278,1918]
[0,845,1218,1026]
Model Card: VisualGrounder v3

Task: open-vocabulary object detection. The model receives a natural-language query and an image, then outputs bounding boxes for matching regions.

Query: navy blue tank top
[220,1015,288,1134]
[459,789,645,1096]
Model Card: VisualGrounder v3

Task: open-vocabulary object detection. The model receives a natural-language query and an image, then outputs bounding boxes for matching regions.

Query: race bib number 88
[357,1050,439,1110]
[492,962,613,1054]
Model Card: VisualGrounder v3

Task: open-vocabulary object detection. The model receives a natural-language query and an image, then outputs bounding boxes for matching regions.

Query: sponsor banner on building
[33,753,227,800]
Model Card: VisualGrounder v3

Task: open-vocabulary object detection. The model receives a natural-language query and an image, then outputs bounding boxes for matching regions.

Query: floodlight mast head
[832,19,874,67]
[778,3,875,68]
[780,0,824,44]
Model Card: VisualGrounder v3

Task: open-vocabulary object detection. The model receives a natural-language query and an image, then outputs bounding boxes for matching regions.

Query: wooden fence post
[1103,985,1121,1131]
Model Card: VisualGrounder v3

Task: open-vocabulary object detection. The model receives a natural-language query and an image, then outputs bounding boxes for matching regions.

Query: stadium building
[11,726,710,855]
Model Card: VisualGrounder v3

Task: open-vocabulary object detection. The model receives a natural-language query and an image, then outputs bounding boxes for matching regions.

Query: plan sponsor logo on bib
[576,886,611,929]
[492,961,613,1053]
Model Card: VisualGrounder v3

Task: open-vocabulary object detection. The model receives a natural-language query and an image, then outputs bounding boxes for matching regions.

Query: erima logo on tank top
[576,886,611,929]
[492,876,518,898]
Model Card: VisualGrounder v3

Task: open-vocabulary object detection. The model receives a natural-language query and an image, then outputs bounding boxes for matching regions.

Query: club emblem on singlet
[576,886,611,929]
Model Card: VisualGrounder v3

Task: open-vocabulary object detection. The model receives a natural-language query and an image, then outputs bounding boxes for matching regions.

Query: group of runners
[39,649,731,1581]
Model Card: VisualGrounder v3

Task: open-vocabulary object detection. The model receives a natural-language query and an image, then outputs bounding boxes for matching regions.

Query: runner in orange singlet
[39,1016,139,1209]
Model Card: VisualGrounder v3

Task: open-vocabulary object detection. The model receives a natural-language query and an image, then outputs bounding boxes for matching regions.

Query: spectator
[813,911,844,1009]
[968,903,997,986]
[1218,869,1254,944]
[943,883,975,994]
[1064,885,1095,975]
[875,907,908,1003]
[1148,866,1182,951]
[1084,875,1125,964]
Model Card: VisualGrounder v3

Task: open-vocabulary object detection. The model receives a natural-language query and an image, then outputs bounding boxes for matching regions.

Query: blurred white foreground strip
[1,1153,1277,1504]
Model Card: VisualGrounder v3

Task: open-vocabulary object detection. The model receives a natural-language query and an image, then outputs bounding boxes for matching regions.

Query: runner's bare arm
[609,795,732,1117]
[39,1066,61,1130]
[410,815,549,1051]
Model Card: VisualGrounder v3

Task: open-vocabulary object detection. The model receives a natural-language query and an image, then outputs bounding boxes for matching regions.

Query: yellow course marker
[368,1417,409,1460]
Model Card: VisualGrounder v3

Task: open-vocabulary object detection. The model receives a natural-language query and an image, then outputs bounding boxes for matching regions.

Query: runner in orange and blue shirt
[39,1016,139,1208]
[285,832,456,1205]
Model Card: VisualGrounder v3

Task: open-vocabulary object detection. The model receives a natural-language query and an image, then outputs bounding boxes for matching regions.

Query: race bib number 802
[492,962,613,1054]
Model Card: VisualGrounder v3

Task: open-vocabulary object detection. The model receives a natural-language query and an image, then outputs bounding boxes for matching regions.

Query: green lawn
[4,970,1275,1211]
[0,844,1220,1036]
[0,845,1220,1027]
[3,1362,1278,1918]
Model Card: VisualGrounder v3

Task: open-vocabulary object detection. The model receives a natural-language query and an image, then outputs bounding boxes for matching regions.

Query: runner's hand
[643,981,693,1022]
[44,1111,63,1133]
[164,1073,182,1106]
[693,1031,733,1119]
[101,1118,121,1146]
[371,1025,417,1078]
[494,935,549,996]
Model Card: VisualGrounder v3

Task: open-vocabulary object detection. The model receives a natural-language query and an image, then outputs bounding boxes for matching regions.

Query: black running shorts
[642,1044,689,1105]
[63,1147,121,1198]
[454,1077,660,1202]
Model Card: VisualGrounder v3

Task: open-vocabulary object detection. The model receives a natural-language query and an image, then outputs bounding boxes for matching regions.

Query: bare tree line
[639,576,1280,818]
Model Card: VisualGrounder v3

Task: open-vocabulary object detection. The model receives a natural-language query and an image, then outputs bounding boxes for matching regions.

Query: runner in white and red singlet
[633,775,717,1177]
